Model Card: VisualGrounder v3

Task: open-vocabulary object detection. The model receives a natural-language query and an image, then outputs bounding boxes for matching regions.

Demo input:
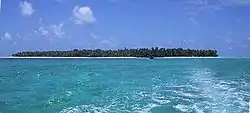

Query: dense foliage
[12,47,218,57]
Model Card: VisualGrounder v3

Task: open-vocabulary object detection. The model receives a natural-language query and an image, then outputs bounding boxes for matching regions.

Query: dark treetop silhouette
[12,47,218,57]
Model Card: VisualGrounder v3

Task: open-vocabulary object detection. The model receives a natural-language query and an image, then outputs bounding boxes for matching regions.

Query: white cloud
[189,17,199,26]
[38,27,49,36]
[181,39,195,44]
[241,44,249,48]
[247,37,250,40]
[231,0,250,5]
[72,6,96,24]
[0,32,12,40]
[19,1,34,16]
[49,23,65,38]
[15,33,24,40]
[228,46,233,50]
[36,23,65,38]
[100,39,115,46]
[90,32,98,39]
[16,33,21,38]
[225,39,232,43]
[39,18,43,25]
[185,0,250,15]
[0,0,2,11]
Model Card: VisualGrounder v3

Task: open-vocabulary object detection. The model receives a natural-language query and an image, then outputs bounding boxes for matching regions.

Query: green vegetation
[12,47,218,57]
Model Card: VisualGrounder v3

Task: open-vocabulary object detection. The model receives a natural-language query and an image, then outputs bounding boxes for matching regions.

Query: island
[12,47,218,57]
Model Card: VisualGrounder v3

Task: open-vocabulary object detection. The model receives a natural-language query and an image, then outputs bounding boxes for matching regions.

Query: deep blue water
[0,58,249,113]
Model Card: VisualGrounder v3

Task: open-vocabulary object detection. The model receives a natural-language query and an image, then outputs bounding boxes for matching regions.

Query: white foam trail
[36,74,40,78]
[59,89,166,113]
[151,97,170,104]
[178,92,196,98]
[186,68,249,113]
[192,105,205,113]
[60,107,81,113]
[59,104,108,113]
[174,104,189,112]
[66,91,73,96]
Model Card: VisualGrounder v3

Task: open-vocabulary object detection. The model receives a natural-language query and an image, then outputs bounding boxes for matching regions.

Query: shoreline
[0,57,230,59]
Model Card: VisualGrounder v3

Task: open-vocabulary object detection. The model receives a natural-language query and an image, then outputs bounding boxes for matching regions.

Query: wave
[59,103,162,113]
[180,68,250,113]
[59,104,109,113]
[174,104,189,112]
[59,67,249,113]
[58,88,172,113]
[151,97,170,105]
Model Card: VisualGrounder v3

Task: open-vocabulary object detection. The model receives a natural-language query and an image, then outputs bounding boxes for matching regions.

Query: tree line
[12,47,218,57]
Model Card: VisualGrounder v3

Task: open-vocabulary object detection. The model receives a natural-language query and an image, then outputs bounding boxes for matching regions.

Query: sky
[0,0,250,56]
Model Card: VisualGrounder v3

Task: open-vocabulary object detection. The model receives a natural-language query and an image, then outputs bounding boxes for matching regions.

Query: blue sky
[0,0,250,56]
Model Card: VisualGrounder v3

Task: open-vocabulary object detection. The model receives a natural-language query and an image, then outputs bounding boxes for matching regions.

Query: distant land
[12,47,218,57]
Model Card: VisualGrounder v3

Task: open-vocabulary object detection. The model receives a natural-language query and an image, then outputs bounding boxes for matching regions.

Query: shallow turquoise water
[0,58,249,113]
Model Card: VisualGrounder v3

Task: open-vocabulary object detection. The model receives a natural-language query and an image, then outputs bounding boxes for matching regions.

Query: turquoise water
[0,58,249,113]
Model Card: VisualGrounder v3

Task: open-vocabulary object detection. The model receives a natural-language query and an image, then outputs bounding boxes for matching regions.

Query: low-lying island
[12,47,219,57]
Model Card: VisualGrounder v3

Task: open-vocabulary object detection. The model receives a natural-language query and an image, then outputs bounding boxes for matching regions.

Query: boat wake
[59,67,249,113]
[175,68,250,113]
[59,104,109,113]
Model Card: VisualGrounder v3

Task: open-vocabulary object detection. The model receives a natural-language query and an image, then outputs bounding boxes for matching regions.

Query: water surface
[0,58,249,113]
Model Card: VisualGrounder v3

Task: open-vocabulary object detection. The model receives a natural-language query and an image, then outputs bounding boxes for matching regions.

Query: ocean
[0,58,249,113]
